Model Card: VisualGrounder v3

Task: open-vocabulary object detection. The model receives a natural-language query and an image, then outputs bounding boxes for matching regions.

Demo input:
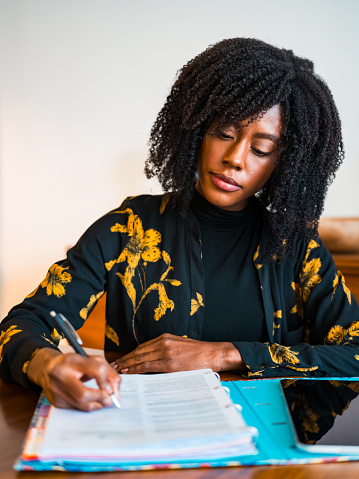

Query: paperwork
[24,369,257,463]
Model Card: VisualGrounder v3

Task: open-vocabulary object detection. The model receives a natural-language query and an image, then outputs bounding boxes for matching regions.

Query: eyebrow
[252,132,281,143]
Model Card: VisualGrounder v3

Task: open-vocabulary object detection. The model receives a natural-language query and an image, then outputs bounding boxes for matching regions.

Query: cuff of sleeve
[7,338,60,389]
[232,341,274,376]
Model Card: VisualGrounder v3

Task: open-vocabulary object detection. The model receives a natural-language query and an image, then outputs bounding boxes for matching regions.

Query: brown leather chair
[318,217,359,302]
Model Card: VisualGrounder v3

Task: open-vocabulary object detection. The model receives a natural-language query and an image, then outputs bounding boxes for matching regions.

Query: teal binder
[226,378,359,465]
[14,378,359,472]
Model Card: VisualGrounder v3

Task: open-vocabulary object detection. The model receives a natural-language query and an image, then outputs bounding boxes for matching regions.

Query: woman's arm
[113,333,247,374]
[234,237,359,378]
[0,207,122,407]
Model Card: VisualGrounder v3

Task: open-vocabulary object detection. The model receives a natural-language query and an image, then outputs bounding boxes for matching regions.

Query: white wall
[1,0,359,317]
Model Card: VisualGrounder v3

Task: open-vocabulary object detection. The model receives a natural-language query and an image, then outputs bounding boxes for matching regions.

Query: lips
[210,173,241,192]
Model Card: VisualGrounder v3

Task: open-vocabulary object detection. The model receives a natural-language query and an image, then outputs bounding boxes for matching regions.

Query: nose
[222,142,246,170]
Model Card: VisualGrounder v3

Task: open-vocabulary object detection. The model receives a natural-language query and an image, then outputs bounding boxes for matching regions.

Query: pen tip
[111,394,121,409]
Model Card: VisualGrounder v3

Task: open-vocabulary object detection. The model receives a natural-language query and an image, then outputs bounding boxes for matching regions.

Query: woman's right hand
[26,348,121,412]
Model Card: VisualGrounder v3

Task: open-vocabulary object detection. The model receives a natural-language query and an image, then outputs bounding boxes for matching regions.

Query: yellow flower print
[26,286,39,298]
[105,323,120,347]
[305,239,320,260]
[118,267,137,307]
[120,217,161,267]
[286,364,318,372]
[246,369,264,377]
[51,328,63,345]
[301,240,322,302]
[303,411,320,435]
[40,264,72,298]
[190,292,204,316]
[332,271,351,305]
[356,355,359,361]
[301,397,320,438]
[281,378,297,388]
[267,343,300,365]
[291,240,321,318]
[154,283,175,321]
[290,282,300,315]
[0,325,22,364]
[105,259,116,271]
[272,240,287,261]
[22,348,40,374]
[142,230,162,263]
[107,214,161,272]
[325,321,359,345]
[160,194,170,214]
[301,257,321,302]
[106,209,181,344]
[41,334,57,346]
[330,380,359,393]
[253,245,262,269]
[273,310,281,336]
[110,208,136,235]
[325,325,346,344]
[347,381,359,393]
[80,291,105,320]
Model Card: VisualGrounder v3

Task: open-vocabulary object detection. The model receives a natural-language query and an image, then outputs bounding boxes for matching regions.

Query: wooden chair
[77,294,106,349]
[318,217,359,302]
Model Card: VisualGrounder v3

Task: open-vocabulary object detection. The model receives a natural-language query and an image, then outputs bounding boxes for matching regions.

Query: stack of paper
[21,369,258,467]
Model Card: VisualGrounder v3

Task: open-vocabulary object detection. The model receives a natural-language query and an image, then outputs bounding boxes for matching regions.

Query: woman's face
[196,104,283,211]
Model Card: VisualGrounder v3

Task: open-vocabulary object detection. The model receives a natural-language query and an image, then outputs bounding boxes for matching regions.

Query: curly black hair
[145,38,344,261]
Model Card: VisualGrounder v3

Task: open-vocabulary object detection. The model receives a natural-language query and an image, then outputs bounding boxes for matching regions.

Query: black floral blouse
[1,194,359,388]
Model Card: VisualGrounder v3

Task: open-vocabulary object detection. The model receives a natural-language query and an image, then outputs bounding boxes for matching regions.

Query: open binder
[15,369,257,471]
[14,372,359,472]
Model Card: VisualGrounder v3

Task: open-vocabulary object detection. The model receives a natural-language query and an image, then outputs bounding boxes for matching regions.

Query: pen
[49,311,121,408]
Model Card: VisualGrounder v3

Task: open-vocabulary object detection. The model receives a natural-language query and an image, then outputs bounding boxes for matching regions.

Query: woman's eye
[251,146,272,156]
[217,131,234,140]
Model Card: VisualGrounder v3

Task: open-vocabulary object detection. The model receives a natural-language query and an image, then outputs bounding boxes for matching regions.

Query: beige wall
[1,0,359,317]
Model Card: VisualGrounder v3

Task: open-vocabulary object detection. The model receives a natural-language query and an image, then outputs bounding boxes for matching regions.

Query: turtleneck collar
[190,189,259,231]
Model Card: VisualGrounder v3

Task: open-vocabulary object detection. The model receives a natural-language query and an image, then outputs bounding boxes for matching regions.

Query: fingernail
[121,368,128,373]
[104,396,112,407]
[105,383,113,395]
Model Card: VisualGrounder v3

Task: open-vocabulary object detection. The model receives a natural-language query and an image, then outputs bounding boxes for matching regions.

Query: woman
[1,38,358,411]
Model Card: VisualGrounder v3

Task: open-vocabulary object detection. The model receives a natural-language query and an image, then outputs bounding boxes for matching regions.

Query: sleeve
[233,238,359,378]
[0,207,122,388]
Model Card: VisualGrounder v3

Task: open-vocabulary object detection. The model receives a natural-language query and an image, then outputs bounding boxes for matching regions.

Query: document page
[36,369,257,461]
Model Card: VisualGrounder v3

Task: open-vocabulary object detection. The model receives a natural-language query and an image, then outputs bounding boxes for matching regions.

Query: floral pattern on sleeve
[325,320,359,345]
[332,271,352,305]
[26,264,72,299]
[80,291,105,320]
[0,325,22,364]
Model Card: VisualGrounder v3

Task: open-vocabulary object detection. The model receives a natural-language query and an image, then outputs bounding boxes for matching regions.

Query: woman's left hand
[111,333,245,374]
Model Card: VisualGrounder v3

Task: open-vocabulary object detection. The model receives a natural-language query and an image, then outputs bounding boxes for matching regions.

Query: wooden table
[2,375,359,479]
